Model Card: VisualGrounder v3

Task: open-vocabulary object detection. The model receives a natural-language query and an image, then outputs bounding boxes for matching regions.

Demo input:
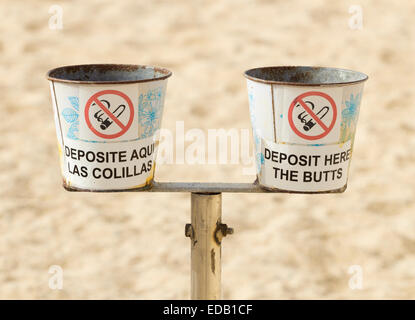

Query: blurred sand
[1,0,415,299]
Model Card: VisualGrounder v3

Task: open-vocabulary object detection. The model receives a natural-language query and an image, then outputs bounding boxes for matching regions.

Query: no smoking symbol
[288,91,337,141]
[84,90,134,139]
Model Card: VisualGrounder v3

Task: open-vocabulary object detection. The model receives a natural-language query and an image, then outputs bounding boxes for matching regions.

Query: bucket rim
[46,63,172,84]
[244,66,368,86]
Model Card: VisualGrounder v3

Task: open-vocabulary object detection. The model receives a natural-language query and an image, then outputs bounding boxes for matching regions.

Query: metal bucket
[47,64,172,191]
[244,66,368,193]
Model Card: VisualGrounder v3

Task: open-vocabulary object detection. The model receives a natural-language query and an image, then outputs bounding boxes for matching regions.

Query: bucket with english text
[244,66,368,193]
[47,64,172,191]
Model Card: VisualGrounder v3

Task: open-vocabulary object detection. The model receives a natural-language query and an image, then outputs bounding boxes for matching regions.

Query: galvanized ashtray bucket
[47,64,172,191]
[244,66,368,193]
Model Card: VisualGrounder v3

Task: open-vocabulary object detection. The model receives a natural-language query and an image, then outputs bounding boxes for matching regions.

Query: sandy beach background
[1,0,415,299]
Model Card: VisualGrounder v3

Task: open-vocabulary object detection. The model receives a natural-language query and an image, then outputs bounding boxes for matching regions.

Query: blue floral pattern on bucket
[340,93,361,142]
[68,96,79,111]
[62,96,79,140]
[138,87,163,138]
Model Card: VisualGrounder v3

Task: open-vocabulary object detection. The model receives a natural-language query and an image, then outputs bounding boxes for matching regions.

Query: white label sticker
[62,137,156,190]
[259,139,352,192]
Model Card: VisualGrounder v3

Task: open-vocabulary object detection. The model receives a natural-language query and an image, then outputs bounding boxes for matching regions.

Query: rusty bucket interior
[47,64,172,84]
[244,66,368,86]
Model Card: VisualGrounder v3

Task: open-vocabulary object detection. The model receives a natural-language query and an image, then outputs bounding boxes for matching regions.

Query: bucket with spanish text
[47,64,172,191]
[244,66,368,193]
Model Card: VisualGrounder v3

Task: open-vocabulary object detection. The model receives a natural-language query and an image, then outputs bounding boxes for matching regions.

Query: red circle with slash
[84,90,134,139]
[288,91,337,140]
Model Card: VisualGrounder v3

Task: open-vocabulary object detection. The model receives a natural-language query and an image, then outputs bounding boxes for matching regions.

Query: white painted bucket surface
[245,66,368,193]
[47,64,171,191]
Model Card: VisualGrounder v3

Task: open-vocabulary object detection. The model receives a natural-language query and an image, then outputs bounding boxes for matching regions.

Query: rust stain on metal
[185,224,193,238]
[62,180,153,193]
[210,249,215,275]
[184,224,197,246]
[214,221,223,245]
[214,221,233,245]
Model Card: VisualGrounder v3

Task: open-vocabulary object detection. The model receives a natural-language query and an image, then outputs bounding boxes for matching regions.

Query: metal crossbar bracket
[145,181,271,193]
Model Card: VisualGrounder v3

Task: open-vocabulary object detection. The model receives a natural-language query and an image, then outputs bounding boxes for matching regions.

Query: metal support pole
[185,193,233,300]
